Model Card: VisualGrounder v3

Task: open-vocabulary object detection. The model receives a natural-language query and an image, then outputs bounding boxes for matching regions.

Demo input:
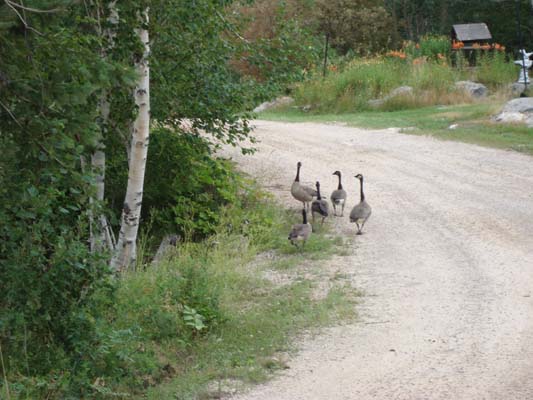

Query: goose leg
[355,222,362,235]
[332,204,337,216]
[341,204,345,217]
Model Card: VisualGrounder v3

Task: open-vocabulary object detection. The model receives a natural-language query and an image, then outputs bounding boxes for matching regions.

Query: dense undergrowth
[2,174,356,399]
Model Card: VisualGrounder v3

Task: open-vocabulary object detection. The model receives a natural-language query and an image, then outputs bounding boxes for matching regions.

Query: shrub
[106,127,243,243]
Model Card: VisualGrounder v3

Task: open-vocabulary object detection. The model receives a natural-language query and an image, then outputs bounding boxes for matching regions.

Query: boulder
[368,86,413,108]
[253,96,294,113]
[389,86,414,98]
[509,82,528,97]
[493,97,533,127]
[454,81,488,98]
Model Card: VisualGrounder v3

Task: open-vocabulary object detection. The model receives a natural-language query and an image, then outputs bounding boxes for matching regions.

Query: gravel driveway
[224,120,533,400]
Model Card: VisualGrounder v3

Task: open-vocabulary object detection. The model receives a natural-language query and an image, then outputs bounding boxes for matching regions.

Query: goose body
[291,162,314,210]
[331,171,347,217]
[288,209,312,247]
[311,181,329,225]
[349,174,371,234]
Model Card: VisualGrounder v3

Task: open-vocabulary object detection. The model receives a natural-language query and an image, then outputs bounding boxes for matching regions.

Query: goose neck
[295,164,301,182]
[359,177,365,202]
[337,174,343,190]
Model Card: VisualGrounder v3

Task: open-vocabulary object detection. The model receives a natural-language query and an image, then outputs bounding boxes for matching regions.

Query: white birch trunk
[91,1,119,252]
[111,8,150,272]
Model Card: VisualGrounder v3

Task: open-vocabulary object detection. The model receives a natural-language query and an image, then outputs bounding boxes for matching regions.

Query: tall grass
[294,51,516,114]
[475,52,516,88]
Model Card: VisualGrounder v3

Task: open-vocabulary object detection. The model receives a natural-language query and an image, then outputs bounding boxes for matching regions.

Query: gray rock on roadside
[253,96,294,113]
[493,97,533,127]
[368,86,413,108]
[454,81,488,98]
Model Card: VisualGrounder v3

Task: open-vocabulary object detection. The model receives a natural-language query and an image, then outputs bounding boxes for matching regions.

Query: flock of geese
[288,161,372,247]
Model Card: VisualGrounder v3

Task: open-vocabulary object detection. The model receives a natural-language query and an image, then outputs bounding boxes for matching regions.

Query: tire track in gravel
[222,120,533,400]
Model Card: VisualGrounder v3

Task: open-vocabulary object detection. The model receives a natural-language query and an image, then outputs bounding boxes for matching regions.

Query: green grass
[260,103,533,155]
[98,188,357,400]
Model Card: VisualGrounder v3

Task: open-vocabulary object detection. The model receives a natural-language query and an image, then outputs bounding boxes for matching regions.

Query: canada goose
[349,174,372,235]
[291,161,315,211]
[311,181,329,225]
[288,208,312,247]
[331,171,347,217]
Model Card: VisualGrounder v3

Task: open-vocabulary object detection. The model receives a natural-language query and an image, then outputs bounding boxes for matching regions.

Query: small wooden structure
[451,23,493,66]
[451,23,492,50]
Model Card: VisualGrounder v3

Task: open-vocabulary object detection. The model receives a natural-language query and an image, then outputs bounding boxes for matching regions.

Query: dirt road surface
[223,120,533,400]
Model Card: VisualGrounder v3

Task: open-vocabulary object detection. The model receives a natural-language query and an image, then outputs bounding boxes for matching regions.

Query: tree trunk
[111,8,150,272]
[91,0,119,252]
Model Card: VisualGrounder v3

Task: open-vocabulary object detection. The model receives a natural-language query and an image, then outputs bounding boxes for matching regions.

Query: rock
[454,81,488,98]
[389,86,414,97]
[509,82,528,97]
[253,96,294,113]
[493,97,533,127]
[368,99,384,108]
[368,86,413,108]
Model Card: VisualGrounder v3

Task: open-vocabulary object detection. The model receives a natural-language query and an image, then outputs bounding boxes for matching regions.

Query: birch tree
[111,7,150,271]
[90,0,119,252]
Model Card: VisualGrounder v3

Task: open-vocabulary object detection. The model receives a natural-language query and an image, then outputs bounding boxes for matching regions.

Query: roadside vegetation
[3,177,357,399]
[293,35,516,114]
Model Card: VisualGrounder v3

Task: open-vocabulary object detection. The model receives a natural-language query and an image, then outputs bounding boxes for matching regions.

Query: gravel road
[223,120,533,400]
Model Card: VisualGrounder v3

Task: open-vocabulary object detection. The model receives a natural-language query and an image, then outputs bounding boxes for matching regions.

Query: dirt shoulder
[223,120,533,400]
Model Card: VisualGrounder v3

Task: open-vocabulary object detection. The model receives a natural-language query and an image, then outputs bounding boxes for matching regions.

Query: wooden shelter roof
[452,23,492,42]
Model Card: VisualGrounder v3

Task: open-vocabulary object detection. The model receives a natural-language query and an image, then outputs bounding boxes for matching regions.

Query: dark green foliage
[0,0,108,353]
[106,127,242,241]
[143,130,241,240]
[0,1,123,396]
[149,0,253,144]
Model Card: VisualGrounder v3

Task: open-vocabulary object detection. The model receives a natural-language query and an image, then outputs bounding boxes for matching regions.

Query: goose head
[333,170,341,177]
